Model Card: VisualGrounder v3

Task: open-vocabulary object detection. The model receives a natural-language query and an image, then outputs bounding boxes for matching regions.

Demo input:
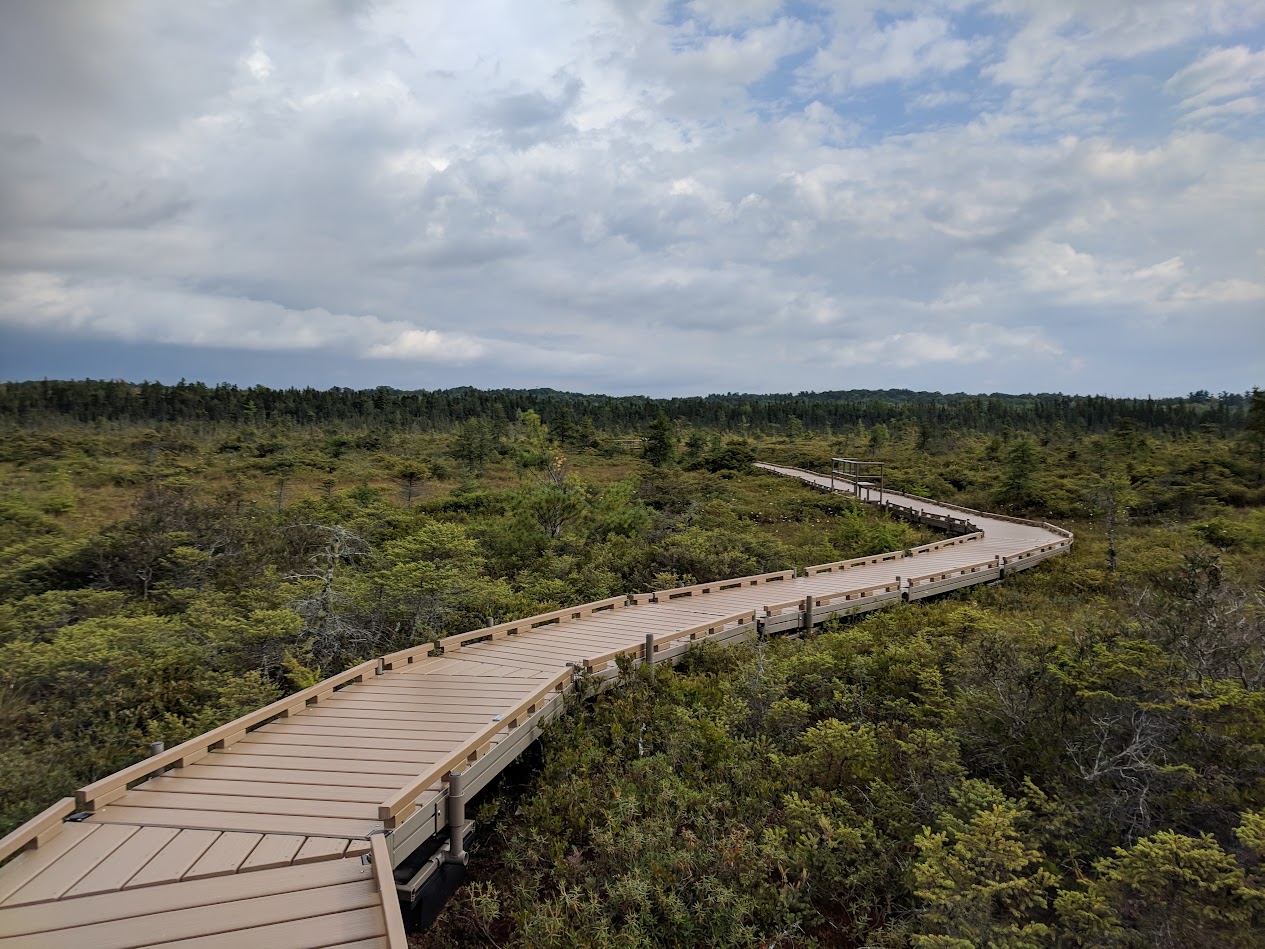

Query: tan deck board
[64,825,180,897]
[183,832,262,880]
[292,837,349,864]
[372,673,543,690]
[281,710,497,729]
[309,696,524,714]
[126,829,223,888]
[88,806,381,840]
[459,640,607,663]
[139,777,396,805]
[344,682,538,700]
[249,724,478,745]
[299,710,503,731]
[0,880,380,949]
[0,852,369,937]
[237,731,468,752]
[219,742,444,764]
[238,834,305,871]
[417,657,545,677]
[113,791,379,822]
[2,824,137,905]
[152,905,385,949]
[176,764,417,788]
[0,824,98,904]
[492,624,641,647]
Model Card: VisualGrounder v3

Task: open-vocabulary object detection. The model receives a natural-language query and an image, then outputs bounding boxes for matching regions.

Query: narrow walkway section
[0,464,1071,946]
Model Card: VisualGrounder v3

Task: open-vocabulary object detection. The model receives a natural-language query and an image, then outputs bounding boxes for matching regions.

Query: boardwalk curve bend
[0,463,1073,947]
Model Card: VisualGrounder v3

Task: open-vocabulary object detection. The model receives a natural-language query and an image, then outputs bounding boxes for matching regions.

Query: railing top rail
[646,570,794,602]
[0,797,76,863]
[765,581,901,614]
[909,531,984,556]
[77,659,379,810]
[1004,538,1073,562]
[404,594,630,661]
[906,557,1001,585]
[804,551,902,575]
[586,609,758,669]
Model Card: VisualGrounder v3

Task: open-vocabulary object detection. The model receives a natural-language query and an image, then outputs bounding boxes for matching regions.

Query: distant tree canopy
[0,380,1251,437]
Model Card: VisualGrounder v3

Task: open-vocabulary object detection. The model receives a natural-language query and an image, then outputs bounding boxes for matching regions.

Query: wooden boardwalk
[0,464,1072,946]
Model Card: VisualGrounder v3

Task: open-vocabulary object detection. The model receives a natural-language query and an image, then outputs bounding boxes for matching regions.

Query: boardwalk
[0,464,1071,947]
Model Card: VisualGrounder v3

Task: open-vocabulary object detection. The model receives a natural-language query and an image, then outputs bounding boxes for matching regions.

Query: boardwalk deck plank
[176,765,417,788]
[0,880,380,949]
[64,826,180,896]
[139,778,399,805]
[2,825,138,905]
[0,855,369,937]
[183,832,262,880]
[126,830,223,888]
[88,807,380,840]
[0,824,98,904]
[238,834,305,871]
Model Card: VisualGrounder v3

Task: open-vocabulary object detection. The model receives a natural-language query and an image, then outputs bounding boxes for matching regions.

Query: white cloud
[799,13,983,95]
[687,0,784,31]
[826,324,1062,371]
[1167,45,1265,121]
[366,329,484,361]
[0,273,485,363]
[910,88,970,109]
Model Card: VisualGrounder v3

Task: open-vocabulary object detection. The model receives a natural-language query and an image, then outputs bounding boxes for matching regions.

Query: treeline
[0,379,1250,436]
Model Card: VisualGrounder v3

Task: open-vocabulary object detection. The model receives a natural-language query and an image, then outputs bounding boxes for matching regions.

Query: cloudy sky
[1,1,1262,397]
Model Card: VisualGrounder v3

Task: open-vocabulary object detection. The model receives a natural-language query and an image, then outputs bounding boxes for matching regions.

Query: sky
[0,1,1262,398]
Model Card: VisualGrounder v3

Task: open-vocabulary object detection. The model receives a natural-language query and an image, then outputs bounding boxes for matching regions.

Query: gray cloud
[0,0,1262,397]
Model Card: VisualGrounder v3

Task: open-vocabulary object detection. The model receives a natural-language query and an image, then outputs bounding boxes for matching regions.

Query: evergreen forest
[2,380,1264,947]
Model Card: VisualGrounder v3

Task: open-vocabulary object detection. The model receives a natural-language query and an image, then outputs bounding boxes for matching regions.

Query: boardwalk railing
[76,658,381,812]
[378,667,575,829]
[804,551,903,575]
[0,798,76,863]
[584,610,758,672]
[1003,538,1073,572]
[629,570,795,605]
[909,532,984,556]
[430,595,630,657]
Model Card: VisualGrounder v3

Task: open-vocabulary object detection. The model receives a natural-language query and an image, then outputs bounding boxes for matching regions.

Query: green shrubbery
[428,535,1265,947]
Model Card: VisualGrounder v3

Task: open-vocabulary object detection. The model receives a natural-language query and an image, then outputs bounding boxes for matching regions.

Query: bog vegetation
[1,381,1263,947]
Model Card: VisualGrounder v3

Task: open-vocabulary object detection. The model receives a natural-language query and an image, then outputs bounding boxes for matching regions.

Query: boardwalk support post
[645,633,655,666]
[802,595,814,632]
[445,771,468,866]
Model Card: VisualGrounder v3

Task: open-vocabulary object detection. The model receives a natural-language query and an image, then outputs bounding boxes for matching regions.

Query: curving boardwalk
[0,464,1071,947]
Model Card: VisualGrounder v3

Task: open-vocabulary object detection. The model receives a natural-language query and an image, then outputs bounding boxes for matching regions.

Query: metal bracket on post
[445,771,468,866]
[645,633,655,666]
